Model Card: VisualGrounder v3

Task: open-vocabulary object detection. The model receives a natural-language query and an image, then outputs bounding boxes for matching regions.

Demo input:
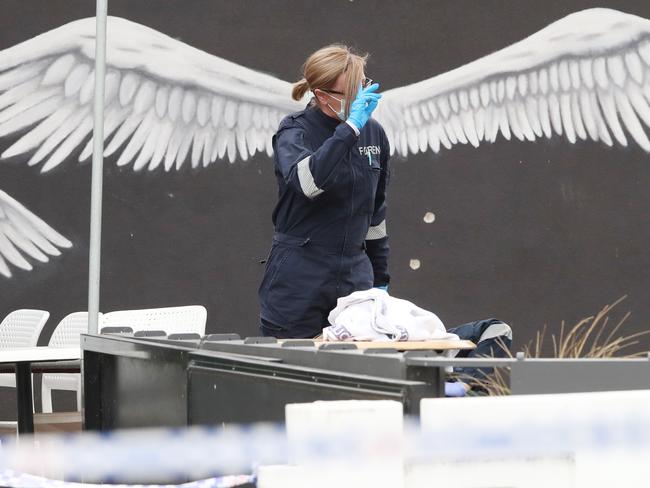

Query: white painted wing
[0,190,72,277]
[0,16,303,172]
[375,8,650,156]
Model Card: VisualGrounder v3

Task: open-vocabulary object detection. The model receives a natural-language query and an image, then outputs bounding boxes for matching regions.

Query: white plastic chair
[101,305,207,336]
[41,312,102,413]
[0,309,49,431]
[0,309,50,388]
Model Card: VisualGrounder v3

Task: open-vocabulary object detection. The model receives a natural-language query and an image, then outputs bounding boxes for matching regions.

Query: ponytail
[292,78,310,101]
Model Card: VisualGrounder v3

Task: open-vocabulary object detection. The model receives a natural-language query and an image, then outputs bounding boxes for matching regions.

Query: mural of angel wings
[0,190,71,278]
[0,7,649,276]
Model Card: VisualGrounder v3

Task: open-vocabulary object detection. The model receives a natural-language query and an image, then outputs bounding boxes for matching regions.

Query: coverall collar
[308,103,340,130]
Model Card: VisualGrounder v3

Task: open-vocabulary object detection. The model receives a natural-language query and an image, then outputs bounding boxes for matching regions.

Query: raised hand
[347,82,382,131]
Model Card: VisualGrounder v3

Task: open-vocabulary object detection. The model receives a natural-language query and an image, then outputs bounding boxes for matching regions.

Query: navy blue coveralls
[259,101,390,338]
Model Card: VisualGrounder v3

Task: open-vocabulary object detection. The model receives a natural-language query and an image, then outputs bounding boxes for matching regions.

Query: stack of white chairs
[0,309,50,388]
[100,305,207,336]
[42,305,207,412]
[41,312,102,413]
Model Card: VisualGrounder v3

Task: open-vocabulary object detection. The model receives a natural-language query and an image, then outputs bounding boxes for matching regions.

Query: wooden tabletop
[283,339,475,351]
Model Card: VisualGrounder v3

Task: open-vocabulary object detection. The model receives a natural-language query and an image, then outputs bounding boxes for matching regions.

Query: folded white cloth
[323,288,459,342]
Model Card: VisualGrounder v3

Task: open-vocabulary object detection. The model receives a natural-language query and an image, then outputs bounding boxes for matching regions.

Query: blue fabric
[448,318,512,383]
[444,381,468,397]
[260,101,391,338]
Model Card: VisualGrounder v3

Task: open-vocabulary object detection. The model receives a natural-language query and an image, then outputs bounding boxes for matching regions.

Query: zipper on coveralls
[336,154,355,293]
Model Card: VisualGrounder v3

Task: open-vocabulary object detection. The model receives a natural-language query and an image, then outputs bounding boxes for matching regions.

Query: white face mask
[325,93,346,121]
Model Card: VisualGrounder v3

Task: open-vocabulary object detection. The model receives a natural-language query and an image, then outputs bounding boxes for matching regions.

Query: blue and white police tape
[0,469,253,488]
[4,416,650,479]
[2,424,286,483]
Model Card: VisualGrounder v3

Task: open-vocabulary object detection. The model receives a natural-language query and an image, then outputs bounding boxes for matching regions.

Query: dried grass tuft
[457,296,649,396]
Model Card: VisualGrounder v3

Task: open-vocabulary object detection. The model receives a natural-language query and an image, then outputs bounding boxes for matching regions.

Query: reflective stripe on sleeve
[365,219,387,240]
[297,156,324,199]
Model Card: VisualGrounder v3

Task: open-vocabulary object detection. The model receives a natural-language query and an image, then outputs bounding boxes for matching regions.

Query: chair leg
[76,379,81,412]
[32,374,36,414]
[41,382,53,414]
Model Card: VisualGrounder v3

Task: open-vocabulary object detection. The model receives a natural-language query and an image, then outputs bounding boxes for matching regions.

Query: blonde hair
[292,44,368,118]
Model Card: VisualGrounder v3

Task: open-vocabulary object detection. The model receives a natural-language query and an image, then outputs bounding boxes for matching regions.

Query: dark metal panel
[110,356,188,428]
[188,363,413,424]
[82,350,104,431]
[82,334,441,428]
[83,334,190,430]
[511,359,650,395]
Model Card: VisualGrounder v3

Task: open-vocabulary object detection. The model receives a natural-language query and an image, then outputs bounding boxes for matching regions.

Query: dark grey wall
[0,0,648,360]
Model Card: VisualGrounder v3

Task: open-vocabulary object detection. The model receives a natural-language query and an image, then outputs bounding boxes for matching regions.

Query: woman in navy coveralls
[259,45,390,339]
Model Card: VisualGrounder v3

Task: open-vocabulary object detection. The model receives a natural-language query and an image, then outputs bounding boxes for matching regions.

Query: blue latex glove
[374,284,389,292]
[445,381,469,397]
[347,82,382,131]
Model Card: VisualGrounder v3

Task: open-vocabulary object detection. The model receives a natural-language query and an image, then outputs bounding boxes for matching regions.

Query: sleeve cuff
[345,120,360,136]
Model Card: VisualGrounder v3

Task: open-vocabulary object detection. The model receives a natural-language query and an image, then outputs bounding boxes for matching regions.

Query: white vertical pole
[88,1,108,335]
